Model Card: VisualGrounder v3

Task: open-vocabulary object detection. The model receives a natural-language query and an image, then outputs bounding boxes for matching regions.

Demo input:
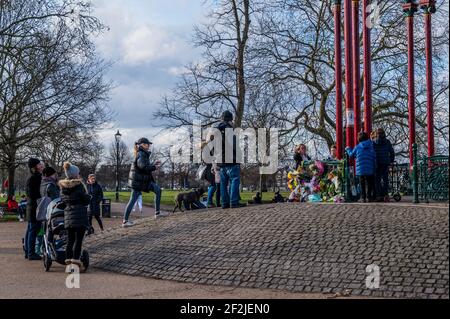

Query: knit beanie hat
[28,158,41,169]
[42,166,57,177]
[63,162,80,179]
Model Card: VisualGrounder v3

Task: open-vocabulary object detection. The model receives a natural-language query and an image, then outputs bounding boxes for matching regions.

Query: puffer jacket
[346,140,377,176]
[26,172,42,222]
[59,179,91,229]
[373,137,395,165]
[87,182,104,216]
[128,147,157,192]
[40,177,60,201]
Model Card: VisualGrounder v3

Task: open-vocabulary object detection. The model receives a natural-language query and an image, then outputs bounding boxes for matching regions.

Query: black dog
[173,187,206,213]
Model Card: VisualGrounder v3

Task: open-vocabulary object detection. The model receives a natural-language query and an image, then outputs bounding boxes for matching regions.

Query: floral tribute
[287,160,345,203]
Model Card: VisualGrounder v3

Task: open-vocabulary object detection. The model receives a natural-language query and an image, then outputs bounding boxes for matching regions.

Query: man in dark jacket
[373,128,395,202]
[215,111,242,209]
[123,137,164,227]
[24,158,44,260]
[87,174,104,232]
[59,162,91,268]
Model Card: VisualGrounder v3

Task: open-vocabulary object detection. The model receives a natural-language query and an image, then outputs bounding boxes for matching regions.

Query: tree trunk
[7,165,16,197]
[0,168,5,193]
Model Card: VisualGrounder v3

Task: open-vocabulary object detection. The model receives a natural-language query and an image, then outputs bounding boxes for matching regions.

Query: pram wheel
[393,193,401,202]
[80,250,89,272]
[43,252,52,272]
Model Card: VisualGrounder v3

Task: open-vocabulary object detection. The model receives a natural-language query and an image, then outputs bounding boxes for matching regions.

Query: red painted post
[420,0,436,157]
[362,0,372,134]
[352,0,361,145]
[344,0,354,149]
[402,1,418,168]
[334,0,343,159]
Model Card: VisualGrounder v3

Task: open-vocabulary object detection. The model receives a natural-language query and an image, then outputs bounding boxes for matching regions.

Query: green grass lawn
[0,214,19,222]
[103,190,290,207]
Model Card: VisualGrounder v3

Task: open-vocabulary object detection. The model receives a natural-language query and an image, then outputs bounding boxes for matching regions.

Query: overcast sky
[92,0,205,149]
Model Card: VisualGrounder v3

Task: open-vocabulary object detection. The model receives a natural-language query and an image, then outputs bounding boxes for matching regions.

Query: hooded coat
[59,179,91,229]
[346,140,377,176]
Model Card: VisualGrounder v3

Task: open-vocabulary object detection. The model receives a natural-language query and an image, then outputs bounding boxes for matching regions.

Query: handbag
[36,185,51,221]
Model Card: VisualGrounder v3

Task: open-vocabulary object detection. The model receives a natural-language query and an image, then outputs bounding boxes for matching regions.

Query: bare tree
[0,0,112,196]
[155,0,252,128]
[106,140,132,167]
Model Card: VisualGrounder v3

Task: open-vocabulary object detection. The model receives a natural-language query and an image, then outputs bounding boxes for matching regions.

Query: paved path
[0,209,339,299]
[86,202,449,299]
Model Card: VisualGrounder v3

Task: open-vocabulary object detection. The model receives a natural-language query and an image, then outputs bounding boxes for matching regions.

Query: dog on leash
[173,187,206,213]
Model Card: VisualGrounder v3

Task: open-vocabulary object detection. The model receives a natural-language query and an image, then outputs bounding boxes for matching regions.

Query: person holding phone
[123,137,166,227]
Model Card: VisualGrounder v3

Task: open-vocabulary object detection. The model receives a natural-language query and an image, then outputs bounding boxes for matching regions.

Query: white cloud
[122,25,183,65]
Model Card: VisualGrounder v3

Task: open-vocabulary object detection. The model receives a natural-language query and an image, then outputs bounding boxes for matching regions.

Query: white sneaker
[154,211,169,219]
[19,218,24,222]
[122,221,135,228]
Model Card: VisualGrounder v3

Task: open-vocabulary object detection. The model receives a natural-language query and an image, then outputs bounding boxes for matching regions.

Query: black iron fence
[412,144,449,203]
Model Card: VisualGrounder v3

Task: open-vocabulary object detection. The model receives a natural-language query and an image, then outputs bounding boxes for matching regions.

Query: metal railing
[412,144,449,203]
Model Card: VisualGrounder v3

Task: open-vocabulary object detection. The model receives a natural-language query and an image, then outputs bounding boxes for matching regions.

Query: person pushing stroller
[59,162,91,269]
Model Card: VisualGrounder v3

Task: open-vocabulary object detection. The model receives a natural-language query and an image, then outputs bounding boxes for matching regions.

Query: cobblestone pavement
[85,202,449,299]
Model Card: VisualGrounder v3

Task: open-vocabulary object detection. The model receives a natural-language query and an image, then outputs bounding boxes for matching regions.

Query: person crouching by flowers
[294,144,311,170]
[59,162,91,269]
[345,132,377,203]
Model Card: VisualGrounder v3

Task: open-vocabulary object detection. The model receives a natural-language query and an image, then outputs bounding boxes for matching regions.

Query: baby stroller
[42,198,89,272]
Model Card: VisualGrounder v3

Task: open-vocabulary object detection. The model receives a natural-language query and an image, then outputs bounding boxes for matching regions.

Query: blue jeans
[220,165,241,208]
[123,183,161,221]
[207,183,221,206]
[25,221,42,257]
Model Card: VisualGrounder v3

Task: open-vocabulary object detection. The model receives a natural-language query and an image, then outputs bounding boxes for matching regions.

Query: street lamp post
[115,130,122,202]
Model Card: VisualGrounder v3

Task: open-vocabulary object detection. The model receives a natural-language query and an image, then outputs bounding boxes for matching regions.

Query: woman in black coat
[123,137,163,227]
[87,174,104,232]
[59,162,91,268]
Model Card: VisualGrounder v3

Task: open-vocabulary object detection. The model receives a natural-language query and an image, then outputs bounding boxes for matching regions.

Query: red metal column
[334,0,343,159]
[402,1,418,168]
[344,0,354,149]
[420,0,436,157]
[352,0,361,145]
[362,0,372,134]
